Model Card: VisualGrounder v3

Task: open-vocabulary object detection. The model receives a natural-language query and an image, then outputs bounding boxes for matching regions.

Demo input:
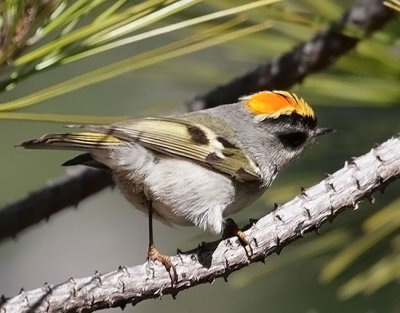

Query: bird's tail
[19,131,122,151]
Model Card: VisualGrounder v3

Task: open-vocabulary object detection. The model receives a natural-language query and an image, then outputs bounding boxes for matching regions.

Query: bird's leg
[147,203,177,280]
[224,218,251,248]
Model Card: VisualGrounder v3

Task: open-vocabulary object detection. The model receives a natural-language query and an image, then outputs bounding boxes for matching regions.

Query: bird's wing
[82,117,262,183]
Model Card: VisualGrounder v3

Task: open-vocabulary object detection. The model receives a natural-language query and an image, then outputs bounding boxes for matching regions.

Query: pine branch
[0,168,113,240]
[0,0,394,241]
[0,1,60,70]
[1,134,399,313]
[187,0,394,110]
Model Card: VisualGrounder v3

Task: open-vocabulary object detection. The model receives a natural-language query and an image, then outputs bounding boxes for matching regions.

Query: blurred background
[0,0,399,312]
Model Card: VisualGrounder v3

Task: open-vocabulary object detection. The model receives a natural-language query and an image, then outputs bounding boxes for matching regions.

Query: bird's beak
[314,127,335,137]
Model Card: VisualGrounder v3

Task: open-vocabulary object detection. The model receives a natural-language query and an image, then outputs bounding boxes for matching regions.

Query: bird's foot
[148,245,177,282]
[224,218,252,251]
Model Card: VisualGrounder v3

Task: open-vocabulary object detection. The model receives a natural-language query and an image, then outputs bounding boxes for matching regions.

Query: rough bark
[1,134,399,313]
[0,0,394,242]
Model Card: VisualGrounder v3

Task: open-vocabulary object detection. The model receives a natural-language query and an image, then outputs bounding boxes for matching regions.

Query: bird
[20,90,332,275]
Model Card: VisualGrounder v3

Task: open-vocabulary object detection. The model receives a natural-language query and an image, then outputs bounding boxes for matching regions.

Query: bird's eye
[278,131,307,149]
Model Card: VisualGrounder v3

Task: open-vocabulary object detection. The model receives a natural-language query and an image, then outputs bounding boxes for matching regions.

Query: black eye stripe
[278,132,308,149]
[265,113,317,129]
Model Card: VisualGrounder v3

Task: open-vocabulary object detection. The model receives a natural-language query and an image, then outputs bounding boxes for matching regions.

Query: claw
[224,218,253,254]
[148,245,177,282]
[236,229,250,246]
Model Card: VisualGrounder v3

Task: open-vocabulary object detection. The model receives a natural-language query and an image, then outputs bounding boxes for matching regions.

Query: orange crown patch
[243,90,315,119]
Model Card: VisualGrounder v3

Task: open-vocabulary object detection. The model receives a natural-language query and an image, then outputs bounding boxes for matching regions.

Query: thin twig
[1,134,399,313]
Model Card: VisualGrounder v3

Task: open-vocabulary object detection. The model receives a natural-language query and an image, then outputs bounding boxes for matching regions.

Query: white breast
[93,144,236,234]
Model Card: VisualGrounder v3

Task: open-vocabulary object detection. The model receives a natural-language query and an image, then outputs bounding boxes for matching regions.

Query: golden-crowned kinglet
[20,90,332,272]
